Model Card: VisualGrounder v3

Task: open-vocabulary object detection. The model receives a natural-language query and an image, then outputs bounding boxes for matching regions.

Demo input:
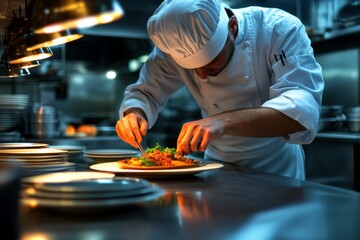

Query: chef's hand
[176,116,224,156]
[115,109,148,148]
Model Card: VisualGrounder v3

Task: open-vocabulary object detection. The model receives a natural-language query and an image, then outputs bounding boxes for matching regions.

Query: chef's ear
[228,16,238,35]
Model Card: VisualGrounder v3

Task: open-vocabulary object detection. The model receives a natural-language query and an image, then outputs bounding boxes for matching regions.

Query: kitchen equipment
[0,94,29,133]
[318,105,346,132]
[335,0,360,27]
[25,103,61,138]
[344,106,360,132]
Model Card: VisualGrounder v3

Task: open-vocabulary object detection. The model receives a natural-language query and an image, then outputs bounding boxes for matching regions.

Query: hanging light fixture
[0,55,31,77]
[6,31,53,64]
[1,4,52,65]
[2,53,41,69]
[0,47,40,78]
[31,0,125,34]
[26,28,84,51]
[0,65,30,78]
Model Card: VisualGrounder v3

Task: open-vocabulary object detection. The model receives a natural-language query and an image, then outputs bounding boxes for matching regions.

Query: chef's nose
[195,68,208,79]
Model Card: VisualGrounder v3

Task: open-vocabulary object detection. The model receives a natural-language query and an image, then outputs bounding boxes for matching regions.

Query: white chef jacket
[120,7,324,180]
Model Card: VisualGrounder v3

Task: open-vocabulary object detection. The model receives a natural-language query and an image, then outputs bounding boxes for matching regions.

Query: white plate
[90,161,224,177]
[0,143,49,149]
[23,162,75,169]
[84,149,139,156]
[22,166,76,177]
[21,186,164,209]
[0,156,67,162]
[2,160,66,166]
[33,177,151,193]
[22,171,115,184]
[23,184,158,199]
[0,148,67,156]
[50,145,85,152]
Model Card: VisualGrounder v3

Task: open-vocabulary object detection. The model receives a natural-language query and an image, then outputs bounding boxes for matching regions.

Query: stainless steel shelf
[316,131,360,141]
[324,24,360,40]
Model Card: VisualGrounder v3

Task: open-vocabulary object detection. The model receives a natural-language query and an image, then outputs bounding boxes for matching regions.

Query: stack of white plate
[49,145,85,160]
[0,94,29,132]
[0,110,23,131]
[84,149,140,163]
[0,147,74,176]
[21,174,164,211]
[0,142,49,150]
[0,94,29,110]
[50,145,92,170]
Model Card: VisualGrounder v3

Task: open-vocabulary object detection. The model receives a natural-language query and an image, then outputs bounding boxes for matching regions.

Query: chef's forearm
[215,107,306,137]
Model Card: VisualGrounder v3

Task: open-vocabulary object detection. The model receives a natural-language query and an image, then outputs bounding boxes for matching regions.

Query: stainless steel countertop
[316,131,360,141]
[19,162,360,240]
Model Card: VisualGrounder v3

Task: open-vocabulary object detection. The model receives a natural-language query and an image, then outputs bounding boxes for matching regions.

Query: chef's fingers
[126,113,148,145]
[115,118,137,148]
[177,123,195,156]
[115,113,146,148]
[137,116,148,140]
[198,131,210,152]
[190,126,203,153]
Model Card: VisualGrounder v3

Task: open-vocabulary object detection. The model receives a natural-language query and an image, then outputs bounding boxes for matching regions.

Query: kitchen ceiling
[0,0,164,47]
[0,0,298,44]
[0,0,23,43]
[0,0,296,42]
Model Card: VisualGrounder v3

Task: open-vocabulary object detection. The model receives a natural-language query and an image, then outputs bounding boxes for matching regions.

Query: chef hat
[147,0,229,69]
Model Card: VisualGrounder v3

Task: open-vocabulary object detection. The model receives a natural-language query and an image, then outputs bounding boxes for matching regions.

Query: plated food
[118,143,200,170]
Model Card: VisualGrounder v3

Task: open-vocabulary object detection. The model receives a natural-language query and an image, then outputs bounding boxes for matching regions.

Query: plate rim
[21,187,164,208]
[33,177,151,193]
[22,171,115,184]
[90,161,224,176]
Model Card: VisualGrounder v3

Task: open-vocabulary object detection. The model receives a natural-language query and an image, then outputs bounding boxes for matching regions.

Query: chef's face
[194,17,237,79]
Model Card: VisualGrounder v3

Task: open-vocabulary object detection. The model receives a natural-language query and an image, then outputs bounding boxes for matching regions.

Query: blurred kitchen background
[0,0,360,191]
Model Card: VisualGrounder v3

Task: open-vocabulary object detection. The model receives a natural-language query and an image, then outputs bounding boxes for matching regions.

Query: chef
[115,0,324,179]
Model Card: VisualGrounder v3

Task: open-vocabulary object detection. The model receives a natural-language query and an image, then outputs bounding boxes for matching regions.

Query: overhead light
[15,60,41,69]
[6,32,53,64]
[0,63,31,78]
[105,70,117,79]
[0,47,40,70]
[31,0,125,34]
[26,28,84,51]
[0,48,39,78]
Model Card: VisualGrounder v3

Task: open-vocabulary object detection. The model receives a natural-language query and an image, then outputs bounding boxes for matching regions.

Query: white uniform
[120,7,324,180]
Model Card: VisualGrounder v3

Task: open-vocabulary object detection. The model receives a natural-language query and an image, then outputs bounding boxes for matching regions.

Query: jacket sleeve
[260,9,324,144]
[119,48,184,128]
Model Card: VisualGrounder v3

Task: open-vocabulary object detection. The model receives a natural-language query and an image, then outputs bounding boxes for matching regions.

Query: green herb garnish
[146,142,177,155]
[139,156,156,166]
